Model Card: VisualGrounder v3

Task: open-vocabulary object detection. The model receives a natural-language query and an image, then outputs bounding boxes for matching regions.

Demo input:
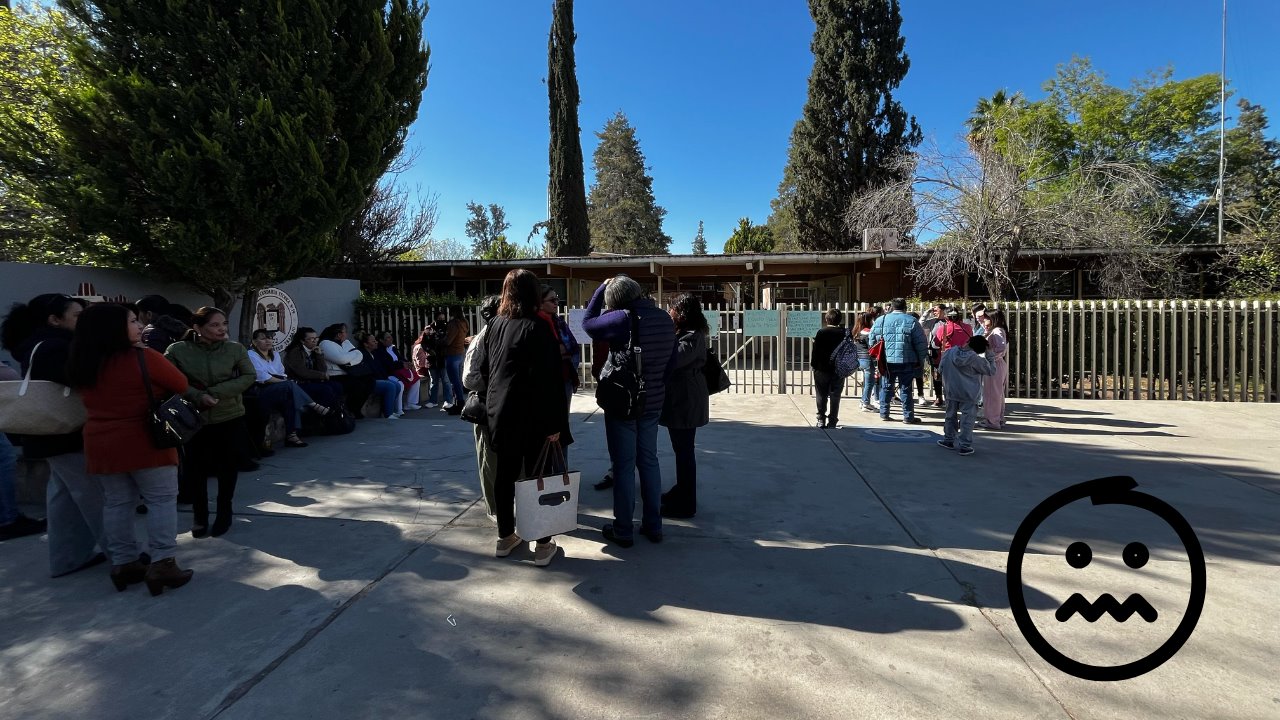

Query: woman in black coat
[0,293,107,577]
[475,269,572,568]
[658,294,710,519]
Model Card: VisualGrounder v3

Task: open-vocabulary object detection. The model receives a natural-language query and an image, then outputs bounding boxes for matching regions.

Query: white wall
[0,262,358,364]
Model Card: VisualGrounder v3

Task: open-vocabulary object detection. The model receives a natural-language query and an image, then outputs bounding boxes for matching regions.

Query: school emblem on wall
[254,287,299,352]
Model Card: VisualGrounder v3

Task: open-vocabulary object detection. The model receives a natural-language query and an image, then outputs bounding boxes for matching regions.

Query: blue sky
[406,1,1279,255]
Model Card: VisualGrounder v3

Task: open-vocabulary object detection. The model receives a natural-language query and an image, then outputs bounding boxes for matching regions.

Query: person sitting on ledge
[247,328,329,449]
[283,326,345,411]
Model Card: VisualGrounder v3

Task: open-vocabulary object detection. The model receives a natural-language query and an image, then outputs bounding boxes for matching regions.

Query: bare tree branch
[845,121,1172,300]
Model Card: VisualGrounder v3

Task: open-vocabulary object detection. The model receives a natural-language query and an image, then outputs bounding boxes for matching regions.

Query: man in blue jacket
[868,298,928,424]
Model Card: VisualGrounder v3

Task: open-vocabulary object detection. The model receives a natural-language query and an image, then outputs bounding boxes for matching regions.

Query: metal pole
[1218,0,1227,244]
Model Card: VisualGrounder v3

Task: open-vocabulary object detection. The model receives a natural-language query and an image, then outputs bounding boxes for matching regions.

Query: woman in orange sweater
[67,304,194,596]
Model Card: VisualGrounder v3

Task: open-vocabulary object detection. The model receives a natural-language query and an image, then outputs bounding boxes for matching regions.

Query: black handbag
[595,311,645,419]
[137,349,205,449]
[702,346,731,395]
[460,390,486,425]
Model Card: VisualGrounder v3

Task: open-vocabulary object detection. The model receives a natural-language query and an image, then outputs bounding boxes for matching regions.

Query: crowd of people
[466,270,708,567]
[0,291,483,592]
[809,298,1011,454]
[0,280,1010,586]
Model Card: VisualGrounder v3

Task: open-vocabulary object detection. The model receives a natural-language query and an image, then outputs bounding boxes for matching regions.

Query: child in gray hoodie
[937,335,996,455]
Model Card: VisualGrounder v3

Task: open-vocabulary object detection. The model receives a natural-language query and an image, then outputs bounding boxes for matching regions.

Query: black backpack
[595,311,645,419]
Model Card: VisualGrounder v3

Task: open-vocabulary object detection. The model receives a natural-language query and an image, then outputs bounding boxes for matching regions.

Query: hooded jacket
[142,315,189,353]
[939,346,996,403]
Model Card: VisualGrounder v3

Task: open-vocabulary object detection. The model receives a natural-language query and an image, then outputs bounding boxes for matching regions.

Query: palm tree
[966,89,1026,147]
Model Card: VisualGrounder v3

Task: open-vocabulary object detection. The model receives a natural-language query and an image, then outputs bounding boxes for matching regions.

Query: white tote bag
[0,342,87,435]
[515,442,580,540]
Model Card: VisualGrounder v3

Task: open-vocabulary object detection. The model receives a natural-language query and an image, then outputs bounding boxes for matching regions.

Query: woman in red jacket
[67,304,194,596]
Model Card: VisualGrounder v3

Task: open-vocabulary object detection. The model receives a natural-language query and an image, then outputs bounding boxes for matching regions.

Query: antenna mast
[1217,0,1227,244]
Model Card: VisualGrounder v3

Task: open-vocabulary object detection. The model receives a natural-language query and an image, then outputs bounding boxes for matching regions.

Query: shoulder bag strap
[629,311,644,383]
[136,348,159,409]
[19,341,43,393]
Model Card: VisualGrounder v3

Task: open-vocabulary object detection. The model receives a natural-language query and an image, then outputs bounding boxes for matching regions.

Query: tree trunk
[237,288,258,345]
[212,288,236,317]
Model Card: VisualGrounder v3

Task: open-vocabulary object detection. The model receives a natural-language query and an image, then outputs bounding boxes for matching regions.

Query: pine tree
[776,0,921,250]
[39,0,428,322]
[691,220,708,255]
[587,111,670,255]
[546,0,591,256]
[723,217,774,254]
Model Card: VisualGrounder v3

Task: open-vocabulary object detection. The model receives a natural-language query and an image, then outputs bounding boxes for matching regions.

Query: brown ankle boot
[144,557,194,597]
[110,560,148,592]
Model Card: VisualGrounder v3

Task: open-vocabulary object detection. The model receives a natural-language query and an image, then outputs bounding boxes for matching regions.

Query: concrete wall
[0,262,358,363]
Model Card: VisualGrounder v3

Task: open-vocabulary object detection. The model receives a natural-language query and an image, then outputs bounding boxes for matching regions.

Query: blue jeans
[445,354,465,407]
[604,410,662,538]
[97,465,179,565]
[0,433,17,525]
[373,378,401,417]
[428,367,450,404]
[859,359,875,407]
[257,381,313,434]
[46,452,107,577]
[880,363,919,420]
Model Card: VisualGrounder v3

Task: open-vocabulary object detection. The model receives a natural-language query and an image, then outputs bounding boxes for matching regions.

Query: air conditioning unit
[863,228,900,251]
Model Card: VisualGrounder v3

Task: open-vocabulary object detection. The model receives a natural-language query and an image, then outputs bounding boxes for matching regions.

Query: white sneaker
[533,539,558,567]
[404,404,422,411]
[424,402,437,409]
[441,402,454,410]
[386,414,400,420]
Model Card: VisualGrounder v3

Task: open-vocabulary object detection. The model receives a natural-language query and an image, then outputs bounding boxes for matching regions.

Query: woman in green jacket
[165,307,256,538]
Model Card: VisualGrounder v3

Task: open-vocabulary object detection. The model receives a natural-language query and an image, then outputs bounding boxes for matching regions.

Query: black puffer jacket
[14,326,84,459]
[142,315,188,353]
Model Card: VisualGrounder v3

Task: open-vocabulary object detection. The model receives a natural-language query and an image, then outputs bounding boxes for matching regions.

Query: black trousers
[182,417,244,525]
[665,427,697,514]
[493,434,555,543]
[335,375,373,417]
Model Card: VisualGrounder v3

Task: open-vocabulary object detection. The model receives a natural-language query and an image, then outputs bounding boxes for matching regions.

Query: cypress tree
[546,0,591,256]
[44,0,428,319]
[587,111,670,255]
[691,220,708,255]
[778,0,921,250]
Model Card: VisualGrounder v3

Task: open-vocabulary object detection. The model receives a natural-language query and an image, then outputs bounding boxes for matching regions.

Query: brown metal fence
[357,300,1279,403]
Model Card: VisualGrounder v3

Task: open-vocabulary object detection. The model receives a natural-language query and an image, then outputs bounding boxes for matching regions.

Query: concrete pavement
[1,393,1277,719]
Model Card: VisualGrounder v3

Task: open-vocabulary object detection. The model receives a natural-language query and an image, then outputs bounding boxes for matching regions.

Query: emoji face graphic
[1007,476,1207,681]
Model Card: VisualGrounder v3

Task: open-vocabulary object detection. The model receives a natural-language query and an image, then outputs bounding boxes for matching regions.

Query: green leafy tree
[723,217,774,254]
[587,111,670,255]
[0,3,97,261]
[481,234,540,261]
[19,0,428,337]
[1003,57,1222,241]
[965,89,1026,147]
[546,0,590,256]
[775,0,921,251]
[464,201,510,258]
[1210,100,1280,296]
[690,220,707,255]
